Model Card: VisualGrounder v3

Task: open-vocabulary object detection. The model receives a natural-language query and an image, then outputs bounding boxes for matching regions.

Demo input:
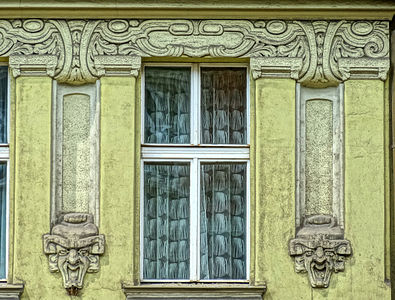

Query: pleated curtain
[143,66,247,280]
[200,163,247,279]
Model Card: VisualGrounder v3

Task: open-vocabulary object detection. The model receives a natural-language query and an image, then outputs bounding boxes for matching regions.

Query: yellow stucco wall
[253,78,310,299]
[8,76,393,299]
[11,76,142,299]
[13,77,66,299]
[250,78,391,299]
[4,22,392,298]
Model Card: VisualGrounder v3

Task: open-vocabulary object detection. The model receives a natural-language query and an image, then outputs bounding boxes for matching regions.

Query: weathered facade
[0,0,394,299]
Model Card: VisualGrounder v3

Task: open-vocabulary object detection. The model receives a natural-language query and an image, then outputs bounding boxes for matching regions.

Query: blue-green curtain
[145,67,191,144]
[143,163,190,279]
[200,163,247,279]
[201,68,246,145]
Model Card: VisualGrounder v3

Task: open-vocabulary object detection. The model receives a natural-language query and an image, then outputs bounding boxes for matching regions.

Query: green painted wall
[13,77,66,299]
[310,82,390,299]
[12,76,141,299]
[9,76,392,298]
[252,78,391,299]
[254,78,311,299]
[98,76,140,297]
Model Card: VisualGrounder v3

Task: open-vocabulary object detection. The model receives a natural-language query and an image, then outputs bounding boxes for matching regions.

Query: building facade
[0,0,394,299]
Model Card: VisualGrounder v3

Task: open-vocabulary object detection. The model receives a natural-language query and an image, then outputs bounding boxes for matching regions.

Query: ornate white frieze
[0,19,389,85]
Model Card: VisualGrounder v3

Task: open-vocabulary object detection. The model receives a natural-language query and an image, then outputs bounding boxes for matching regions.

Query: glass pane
[145,67,191,144]
[143,162,190,279]
[0,163,6,278]
[201,68,247,144]
[200,162,247,279]
[0,67,7,144]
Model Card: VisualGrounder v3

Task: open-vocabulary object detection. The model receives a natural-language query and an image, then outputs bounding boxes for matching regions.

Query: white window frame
[0,63,10,281]
[140,63,250,282]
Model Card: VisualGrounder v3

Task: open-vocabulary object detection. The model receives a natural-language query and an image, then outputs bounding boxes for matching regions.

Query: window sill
[0,283,24,300]
[122,283,266,299]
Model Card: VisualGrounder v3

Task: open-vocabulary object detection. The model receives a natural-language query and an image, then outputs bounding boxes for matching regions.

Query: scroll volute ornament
[0,19,390,85]
[43,213,105,296]
[289,216,352,288]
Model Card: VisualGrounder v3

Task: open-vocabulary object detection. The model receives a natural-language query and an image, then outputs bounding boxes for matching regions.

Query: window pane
[200,162,246,279]
[0,67,7,144]
[145,67,191,144]
[201,68,247,144]
[0,163,6,278]
[143,163,190,279]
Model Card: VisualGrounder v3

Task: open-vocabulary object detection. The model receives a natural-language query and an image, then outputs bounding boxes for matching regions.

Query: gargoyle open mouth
[62,263,85,295]
[309,261,331,288]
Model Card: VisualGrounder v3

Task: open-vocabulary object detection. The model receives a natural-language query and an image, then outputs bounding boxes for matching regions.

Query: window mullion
[189,157,199,281]
[191,64,199,145]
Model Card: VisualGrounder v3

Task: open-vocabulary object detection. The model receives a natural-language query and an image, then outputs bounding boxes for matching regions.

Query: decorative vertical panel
[304,100,333,216]
[296,85,343,229]
[290,85,351,288]
[62,94,91,213]
[52,82,100,226]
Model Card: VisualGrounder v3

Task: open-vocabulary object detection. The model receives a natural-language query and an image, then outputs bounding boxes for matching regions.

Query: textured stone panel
[62,93,90,213]
[305,99,333,216]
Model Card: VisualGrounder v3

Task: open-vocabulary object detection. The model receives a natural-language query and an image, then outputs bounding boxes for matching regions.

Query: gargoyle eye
[79,249,89,256]
[58,249,69,255]
[305,250,313,256]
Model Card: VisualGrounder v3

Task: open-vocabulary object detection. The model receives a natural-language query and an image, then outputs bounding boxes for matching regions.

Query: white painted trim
[142,147,249,159]
[192,64,199,145]
[0,160,10,282]
[6,68,10,145]
[0,65,9,281]
[0,149,9,160]
[5,160,9,281]
[189,158,199,281]
[139,159,144,281]
[140,63,250,282]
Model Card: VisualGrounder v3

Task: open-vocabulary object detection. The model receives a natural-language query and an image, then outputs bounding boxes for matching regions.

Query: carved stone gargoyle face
[43,213,105,296]
[289,235,351,288]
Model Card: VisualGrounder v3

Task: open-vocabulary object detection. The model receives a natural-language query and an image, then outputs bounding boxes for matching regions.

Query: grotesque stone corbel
[43,213,105,296]
[289,215,352,288]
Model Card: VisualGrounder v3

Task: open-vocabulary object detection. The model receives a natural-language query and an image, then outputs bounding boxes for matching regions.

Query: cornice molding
[0,19,389,86]
[0,1,395,19]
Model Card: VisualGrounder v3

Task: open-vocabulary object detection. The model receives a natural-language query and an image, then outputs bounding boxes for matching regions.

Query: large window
[0,65,9,280]
[141,64,249,282]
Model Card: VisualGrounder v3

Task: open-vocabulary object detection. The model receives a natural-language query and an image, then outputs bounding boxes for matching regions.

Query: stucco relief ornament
[289,215,352,288]
[0,19,389,85]
[43,213,105,296]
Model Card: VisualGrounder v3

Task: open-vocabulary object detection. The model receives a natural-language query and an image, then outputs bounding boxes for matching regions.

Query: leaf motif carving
[0,19,389,85]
